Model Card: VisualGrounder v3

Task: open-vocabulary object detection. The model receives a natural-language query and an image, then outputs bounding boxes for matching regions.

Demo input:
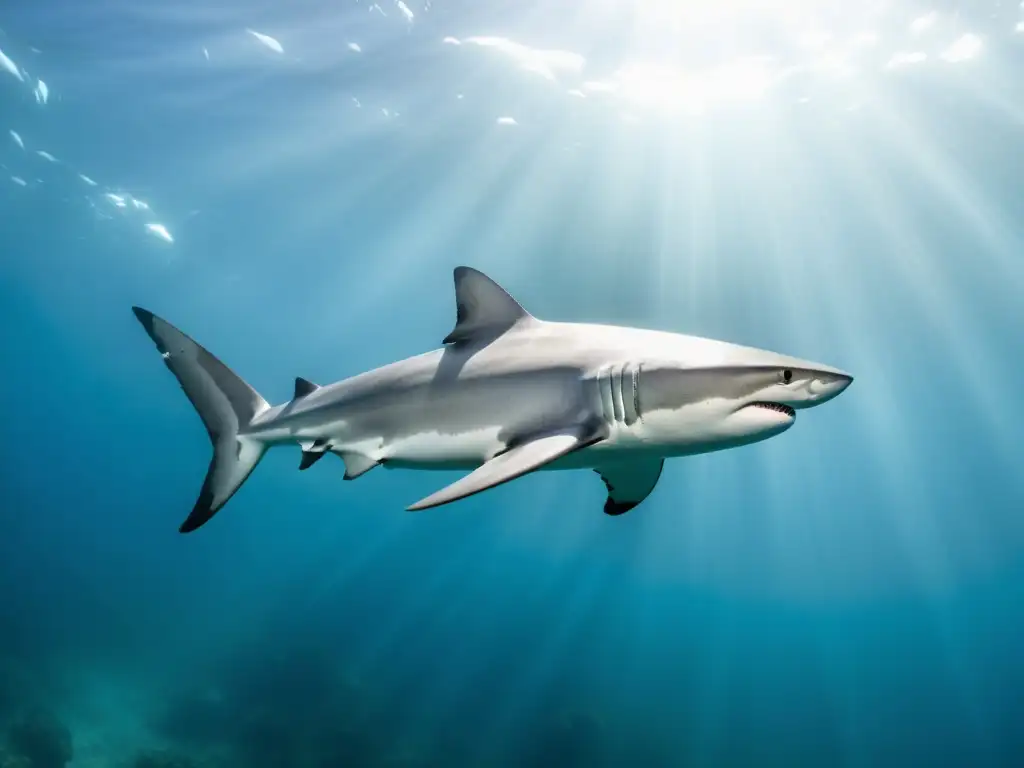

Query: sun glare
[412,0,996,122]
[595,56,779,114]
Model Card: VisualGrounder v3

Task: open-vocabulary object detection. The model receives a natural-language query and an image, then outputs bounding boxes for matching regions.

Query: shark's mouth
[747,401,796,418]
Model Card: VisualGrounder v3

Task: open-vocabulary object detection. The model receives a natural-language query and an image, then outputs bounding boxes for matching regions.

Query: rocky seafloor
[0,646,635,768]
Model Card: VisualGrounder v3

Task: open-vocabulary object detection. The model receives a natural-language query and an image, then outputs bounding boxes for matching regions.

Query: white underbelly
[381,423,666,473]
[379,426,507,470]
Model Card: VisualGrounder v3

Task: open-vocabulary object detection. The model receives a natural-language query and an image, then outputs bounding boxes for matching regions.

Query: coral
[4,708,72,768]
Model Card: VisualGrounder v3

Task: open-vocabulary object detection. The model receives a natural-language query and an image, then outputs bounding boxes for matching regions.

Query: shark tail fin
[132,307,271,533]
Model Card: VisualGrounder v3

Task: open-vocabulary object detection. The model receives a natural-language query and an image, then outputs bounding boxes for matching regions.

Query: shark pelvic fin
[443,266,534,346]
[336,451,381,480]
[294,377,320,399]
[407,425,602,511]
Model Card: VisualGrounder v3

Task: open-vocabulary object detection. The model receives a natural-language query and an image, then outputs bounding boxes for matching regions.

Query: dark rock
[0,744,31,768]
[5,708,72,768]
[131,748,201,768]
[520,711,604,768]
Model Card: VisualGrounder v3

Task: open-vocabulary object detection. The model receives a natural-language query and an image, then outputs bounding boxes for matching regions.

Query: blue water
[2,2,1024,766]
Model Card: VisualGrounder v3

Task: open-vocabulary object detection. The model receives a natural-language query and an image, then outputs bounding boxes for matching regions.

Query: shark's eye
[782,369,793,384]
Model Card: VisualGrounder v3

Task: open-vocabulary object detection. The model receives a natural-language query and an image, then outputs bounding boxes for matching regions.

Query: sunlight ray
[472,557,614,758]
[794,184,957,597]
[306,132,560,334]
[967,70,1024,127]
[689,608,739,765]
[846,98,1023,447]
[257,517,413,623]
[721,118,951,599]
[343,537,487,677]
[873,110,1024,299]
[648,119,715,322]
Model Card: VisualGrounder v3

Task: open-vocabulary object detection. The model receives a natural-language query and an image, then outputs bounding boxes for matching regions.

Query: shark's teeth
[749,401,795,418]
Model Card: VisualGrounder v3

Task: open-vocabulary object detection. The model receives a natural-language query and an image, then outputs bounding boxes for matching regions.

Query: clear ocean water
[2,2,1023,766]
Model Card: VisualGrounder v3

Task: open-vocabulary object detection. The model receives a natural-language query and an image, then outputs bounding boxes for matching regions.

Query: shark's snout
[805,372,853,407]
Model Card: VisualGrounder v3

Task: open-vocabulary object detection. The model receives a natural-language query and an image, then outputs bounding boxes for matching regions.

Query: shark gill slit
[598,368,615,424]
[611,367,625,423]
[622,362,639,426]
[633,364,642,423]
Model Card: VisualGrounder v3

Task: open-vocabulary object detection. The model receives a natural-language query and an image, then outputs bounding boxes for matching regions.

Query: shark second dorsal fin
[294,377,320,399]
[443,266,533,345]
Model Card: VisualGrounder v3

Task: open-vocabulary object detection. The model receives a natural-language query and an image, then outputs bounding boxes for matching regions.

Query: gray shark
[133,266,852,533]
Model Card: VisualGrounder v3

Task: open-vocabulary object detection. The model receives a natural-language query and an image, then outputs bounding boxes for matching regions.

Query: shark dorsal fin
[443,266,533,345]
[294,377,320,399]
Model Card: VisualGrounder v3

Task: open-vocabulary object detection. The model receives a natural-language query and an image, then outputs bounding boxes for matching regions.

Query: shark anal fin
[294,377,320,399]
[407,426,600,511]
[442,266,534,346]
[336,451,381,480]
[594,459,664,516]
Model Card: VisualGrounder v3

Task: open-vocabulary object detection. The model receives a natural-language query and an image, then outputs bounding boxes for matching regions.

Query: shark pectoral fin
[407,429,594,511]
[442,266,534,346]
[337,451,381,480]
[595,459,664,516]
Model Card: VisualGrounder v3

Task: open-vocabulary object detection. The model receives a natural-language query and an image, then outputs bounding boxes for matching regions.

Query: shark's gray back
[257,324,589,446]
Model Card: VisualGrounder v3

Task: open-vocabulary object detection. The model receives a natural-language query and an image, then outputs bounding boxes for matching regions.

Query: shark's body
[133,267,852,533]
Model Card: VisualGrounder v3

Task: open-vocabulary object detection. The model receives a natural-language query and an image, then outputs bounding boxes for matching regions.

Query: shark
[132,266,853,533]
